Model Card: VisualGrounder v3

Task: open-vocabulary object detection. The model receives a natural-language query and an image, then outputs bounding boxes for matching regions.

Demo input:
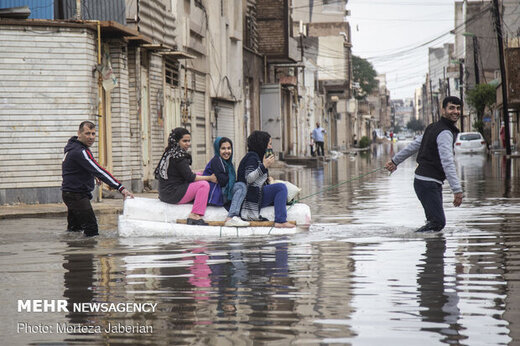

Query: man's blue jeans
[228,182,247,218]
[413,178,446,231]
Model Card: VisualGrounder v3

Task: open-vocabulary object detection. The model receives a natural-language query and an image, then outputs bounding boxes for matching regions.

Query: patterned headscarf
[155,128,190,180]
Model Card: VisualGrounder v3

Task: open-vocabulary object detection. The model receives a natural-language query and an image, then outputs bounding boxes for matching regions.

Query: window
[165,59,179,86]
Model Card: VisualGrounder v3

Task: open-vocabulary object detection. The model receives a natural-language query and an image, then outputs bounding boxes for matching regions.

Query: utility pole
[492,0,511,155]
[472,36,480,86]
[459,59,464,132]
[429,79,435,123]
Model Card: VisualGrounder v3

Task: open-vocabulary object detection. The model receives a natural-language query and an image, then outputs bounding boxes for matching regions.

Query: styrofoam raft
[118,197,311,237]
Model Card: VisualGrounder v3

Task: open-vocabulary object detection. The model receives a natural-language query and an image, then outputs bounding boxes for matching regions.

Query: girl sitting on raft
[237,131,295,228]
[155,127,217,226]
[203,137,250,227]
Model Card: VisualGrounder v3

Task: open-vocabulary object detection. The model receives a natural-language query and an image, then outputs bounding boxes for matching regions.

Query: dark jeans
[315,141,324,156]
[62,191,99,236]
[261,183,288,223]
[413,178,446,231]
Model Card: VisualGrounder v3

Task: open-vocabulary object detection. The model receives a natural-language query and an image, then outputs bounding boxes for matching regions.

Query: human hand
[453,192,463,207]
[208,174,218,183]
[95,177,102,186]
[121,188,134,200]
[385,160,397,173]
[263,154,275,168]
[267,176,274,184]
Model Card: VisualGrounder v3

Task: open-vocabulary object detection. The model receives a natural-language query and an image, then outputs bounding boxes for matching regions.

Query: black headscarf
[247,130,271,159]
[155,127,191,179]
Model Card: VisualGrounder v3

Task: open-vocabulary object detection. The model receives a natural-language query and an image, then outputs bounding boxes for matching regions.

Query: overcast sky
[347,0,456,101]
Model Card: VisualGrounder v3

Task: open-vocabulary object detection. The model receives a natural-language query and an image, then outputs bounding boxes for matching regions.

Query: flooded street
[2,143,520,345]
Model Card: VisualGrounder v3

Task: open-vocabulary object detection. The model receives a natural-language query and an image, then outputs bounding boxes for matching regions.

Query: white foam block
[123,197,311,225]
[118,216,302,238]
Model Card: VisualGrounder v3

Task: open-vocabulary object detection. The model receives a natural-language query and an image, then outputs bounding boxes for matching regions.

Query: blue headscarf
[214,137,236,201]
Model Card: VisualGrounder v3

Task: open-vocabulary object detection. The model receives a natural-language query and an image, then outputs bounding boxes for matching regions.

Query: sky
[347,0,456,101]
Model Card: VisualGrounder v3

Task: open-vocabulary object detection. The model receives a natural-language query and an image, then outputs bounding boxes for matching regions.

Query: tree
[352,55,378,100]
[406,118,425,132]
[466,83,496,134]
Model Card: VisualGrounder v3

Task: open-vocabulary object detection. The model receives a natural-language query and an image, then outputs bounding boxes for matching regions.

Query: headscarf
[247,130,271,159]
[154,127,190,180]
[213,137,236,201]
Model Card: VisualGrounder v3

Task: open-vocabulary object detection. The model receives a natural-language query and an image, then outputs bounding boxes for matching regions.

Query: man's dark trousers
[413,178,446,231]
[316,141,324,156]
[62,191,99,236]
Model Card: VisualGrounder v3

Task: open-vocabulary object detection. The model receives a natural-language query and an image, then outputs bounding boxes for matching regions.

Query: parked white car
[454,132,487,154]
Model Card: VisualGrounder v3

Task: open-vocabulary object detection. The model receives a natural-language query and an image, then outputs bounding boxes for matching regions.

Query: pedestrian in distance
[155,127,217,226]
[384,96,464,232]
[62,121,134,237]
[312,122,326,156]
[500,122,506,148]
[202,137,250,227]
[237,130,295,228]
[309,133,315,157]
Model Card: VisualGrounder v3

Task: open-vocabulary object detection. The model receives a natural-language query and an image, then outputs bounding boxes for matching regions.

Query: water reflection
[3,145,520,344]
[417,235,463,343]
[63,240,95,324]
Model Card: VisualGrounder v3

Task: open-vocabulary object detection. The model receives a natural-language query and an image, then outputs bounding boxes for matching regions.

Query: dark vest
[415,117,459,181]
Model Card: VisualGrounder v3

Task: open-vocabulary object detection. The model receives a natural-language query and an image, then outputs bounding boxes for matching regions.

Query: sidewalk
[0,192,158,220]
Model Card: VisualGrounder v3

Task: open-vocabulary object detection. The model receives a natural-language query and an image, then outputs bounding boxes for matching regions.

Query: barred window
[165,59,179,86]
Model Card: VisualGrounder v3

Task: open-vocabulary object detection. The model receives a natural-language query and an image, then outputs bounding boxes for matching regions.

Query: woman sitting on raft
[237,131,295,228]
[203,137,250,227]
[155,127,217,226]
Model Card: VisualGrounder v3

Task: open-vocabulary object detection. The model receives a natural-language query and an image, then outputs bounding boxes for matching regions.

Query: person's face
[267,138,273,149]
[77,125,96,147]
[316,122,320,128]
[179,134,191,151]
[219,141,232,160]
[442,102,461,122]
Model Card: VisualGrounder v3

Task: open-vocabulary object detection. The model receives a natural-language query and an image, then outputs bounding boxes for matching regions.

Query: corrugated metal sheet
[138,0,176,47]
[0,0,53,19]
[0,25,97,193]
[58,0,126,24]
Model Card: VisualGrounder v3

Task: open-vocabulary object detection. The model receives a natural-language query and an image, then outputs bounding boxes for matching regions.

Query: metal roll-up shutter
[191,90,206,168]
[215,101,235,142]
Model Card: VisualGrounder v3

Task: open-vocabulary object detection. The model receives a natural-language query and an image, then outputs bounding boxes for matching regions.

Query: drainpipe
[96,21,105,201]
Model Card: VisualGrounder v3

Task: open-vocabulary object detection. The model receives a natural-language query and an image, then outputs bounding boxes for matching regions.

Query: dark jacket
[61,136,124,197]
[203,156,228,205]
[237,152,268,220]
[158,156,196,204]
[415,117,459,181]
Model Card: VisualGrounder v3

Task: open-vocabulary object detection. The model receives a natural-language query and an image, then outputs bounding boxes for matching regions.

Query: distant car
[397,134,406,141]
[454,132,487,154]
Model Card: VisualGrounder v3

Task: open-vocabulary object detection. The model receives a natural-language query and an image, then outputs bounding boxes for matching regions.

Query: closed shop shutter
[215,101,235,142]
[191,90,206,168]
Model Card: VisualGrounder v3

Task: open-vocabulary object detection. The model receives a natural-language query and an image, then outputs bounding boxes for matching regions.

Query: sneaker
[224,216,250,227]
[187,218,209,226]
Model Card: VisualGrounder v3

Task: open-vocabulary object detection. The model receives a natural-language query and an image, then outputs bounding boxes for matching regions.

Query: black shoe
[257,216,269,222]
[187,218,209,226]
[84,231,99,237]
[67,228,82,232]
[415,224,442,233]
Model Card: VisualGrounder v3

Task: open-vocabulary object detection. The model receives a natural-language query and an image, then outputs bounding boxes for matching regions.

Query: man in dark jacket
[385,96,463,232]
[62,121,133,236]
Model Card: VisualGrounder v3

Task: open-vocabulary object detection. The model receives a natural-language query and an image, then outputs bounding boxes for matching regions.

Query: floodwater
[2,142,520,345]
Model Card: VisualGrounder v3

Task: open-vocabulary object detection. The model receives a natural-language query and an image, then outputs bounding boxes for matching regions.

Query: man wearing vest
[384,96,463,232]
